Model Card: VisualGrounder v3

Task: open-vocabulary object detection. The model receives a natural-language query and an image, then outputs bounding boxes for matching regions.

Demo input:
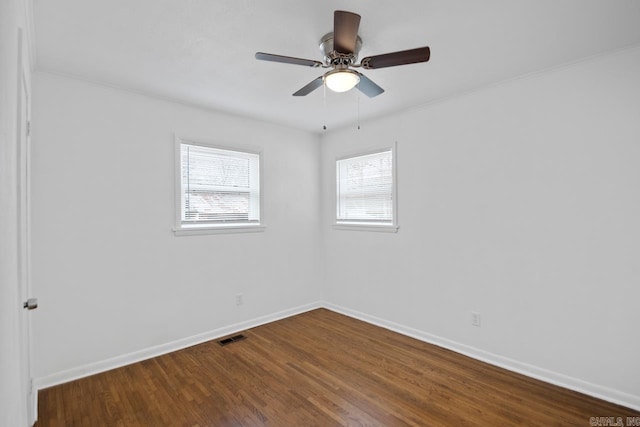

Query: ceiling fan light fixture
[324,69,360,92]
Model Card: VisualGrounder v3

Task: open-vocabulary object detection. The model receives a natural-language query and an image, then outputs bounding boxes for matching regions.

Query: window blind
[336,149,393,223]
[181,143,260,225]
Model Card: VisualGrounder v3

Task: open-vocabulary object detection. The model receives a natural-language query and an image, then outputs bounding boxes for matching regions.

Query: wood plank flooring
[37,308,639,426]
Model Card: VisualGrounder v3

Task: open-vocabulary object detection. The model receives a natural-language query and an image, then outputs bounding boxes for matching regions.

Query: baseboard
[323,302,640,412]
[33,301,322,391]
[33,300,640,414]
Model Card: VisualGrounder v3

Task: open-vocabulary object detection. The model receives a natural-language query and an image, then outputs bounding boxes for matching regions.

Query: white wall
[0,0,32,425]
[321,47,640,406]
[30,73,323,382]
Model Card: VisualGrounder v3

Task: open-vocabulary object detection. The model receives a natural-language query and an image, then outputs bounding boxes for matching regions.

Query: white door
[17,29,36,425]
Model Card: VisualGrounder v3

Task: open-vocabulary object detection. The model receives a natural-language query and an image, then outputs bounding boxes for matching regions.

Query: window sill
[173,224,266,236]
[332,223,399,233]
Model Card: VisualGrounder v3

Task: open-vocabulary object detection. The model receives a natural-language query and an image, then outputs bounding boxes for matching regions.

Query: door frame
[16,26,36,426]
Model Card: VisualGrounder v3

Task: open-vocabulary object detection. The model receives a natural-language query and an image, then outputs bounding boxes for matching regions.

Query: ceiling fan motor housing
[319,32,362,66]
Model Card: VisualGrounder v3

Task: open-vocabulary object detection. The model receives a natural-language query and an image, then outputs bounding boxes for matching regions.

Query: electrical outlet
[471,311,481,327]
[236,293,243,306]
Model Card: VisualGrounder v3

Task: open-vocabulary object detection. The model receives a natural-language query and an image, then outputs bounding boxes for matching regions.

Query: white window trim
[333,142,399,233]
[332,223,399,233]
[173,224,265,236]
[173,135,265,236]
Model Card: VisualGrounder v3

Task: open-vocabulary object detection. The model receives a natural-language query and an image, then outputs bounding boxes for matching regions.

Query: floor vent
[218,334,247,346]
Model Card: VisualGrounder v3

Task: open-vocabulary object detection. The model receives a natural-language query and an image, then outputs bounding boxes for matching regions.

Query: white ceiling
[33,0,640,133]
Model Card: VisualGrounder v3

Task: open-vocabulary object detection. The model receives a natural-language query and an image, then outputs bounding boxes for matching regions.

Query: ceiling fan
[255,10,431,98]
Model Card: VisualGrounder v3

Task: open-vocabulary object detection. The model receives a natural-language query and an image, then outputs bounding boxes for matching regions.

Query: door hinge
[27,121,31,136]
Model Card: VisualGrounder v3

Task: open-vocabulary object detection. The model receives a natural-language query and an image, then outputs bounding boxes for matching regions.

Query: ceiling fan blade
[293,76,324,96]
[361,47,430,70]
[333,10,361,54]
[355,72,384,98]
[255,52,323,68]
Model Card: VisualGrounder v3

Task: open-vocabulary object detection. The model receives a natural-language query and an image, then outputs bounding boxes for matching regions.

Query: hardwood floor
[37,308,639,426]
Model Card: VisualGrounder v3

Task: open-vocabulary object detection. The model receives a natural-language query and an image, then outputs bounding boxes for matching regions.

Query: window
[175,138,262,235]
[335,145,398,232]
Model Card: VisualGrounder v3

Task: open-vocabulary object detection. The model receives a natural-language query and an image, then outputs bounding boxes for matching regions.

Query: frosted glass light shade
[325,69,360,93]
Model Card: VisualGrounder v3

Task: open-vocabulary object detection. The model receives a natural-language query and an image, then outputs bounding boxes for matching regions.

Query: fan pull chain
[322,79,327,131]
[357,84,361,130]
